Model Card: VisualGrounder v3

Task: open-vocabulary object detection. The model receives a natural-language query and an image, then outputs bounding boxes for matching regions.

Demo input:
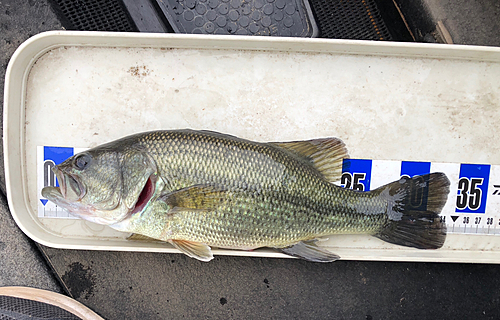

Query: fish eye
[74,154,91,170]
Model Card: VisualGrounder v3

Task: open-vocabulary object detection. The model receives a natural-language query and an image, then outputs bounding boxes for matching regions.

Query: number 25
[341,173,366,191]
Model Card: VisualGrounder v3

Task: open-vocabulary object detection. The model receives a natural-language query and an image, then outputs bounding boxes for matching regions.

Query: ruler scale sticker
[341,159,500,235]
[37,146,500,235]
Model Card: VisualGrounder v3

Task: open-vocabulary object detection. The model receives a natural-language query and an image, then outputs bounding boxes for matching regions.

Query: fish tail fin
[374,173,450,249]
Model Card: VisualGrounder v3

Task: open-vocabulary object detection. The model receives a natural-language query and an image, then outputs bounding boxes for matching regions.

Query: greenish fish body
[42,130,450,262]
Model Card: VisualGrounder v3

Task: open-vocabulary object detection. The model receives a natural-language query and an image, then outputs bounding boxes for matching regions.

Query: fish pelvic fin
[278,240,340,262]
[269,137,349,183]
[374,173,450,249]
[169,240,213,262]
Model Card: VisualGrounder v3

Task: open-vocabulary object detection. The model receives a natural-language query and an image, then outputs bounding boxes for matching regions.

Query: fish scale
[128,130,389,248]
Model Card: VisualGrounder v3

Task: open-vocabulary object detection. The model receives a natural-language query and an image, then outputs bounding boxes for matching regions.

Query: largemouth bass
[42,130,450,262]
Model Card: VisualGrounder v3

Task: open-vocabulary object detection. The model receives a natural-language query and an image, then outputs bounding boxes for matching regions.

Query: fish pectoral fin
[269,138,349,183]
[278,240,340,262]
[169,240,213,262]
[160,184,228,212]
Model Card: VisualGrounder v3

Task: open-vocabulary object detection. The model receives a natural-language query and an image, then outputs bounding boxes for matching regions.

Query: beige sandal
[0,286,104,320]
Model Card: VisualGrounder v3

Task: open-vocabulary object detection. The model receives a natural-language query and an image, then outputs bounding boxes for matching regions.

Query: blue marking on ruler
[400,161,431,177]
[456,164,490,214]
[41,146,74,203]
[400,161,431,211]
[40,199,48,206]
[44,146,74,164]
[342,159,372,191]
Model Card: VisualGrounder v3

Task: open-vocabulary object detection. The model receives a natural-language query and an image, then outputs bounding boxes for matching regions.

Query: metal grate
[48,0,137,31]
[0,295,82,320]
[309,0,392,40]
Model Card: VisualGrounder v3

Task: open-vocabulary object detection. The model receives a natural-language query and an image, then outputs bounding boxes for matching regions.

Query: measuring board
[37,146,500,235]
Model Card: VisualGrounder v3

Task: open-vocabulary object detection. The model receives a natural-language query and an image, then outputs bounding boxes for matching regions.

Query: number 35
[456,177,483,210]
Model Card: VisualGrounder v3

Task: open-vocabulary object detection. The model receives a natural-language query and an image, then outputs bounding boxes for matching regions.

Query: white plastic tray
[4,31,500,262]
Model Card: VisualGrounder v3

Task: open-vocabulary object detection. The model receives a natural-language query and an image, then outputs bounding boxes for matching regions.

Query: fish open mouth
[131,175,156,215]
[53,167,85,201]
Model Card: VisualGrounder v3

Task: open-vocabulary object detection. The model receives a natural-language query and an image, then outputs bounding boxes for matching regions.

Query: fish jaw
[41,185,126,225]
[41,186,95,218]
[41,165,94,219]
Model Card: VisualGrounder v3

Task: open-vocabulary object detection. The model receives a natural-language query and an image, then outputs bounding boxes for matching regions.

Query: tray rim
[5,31,500,263]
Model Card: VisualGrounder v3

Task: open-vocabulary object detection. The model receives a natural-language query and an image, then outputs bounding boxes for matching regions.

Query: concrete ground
[1,0,500,319]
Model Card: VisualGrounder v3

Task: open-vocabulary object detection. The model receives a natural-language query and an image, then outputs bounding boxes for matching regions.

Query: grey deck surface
[0,0,63,294]
[39,246,500,319]
[1,0,500,319]
[423,0,500,46]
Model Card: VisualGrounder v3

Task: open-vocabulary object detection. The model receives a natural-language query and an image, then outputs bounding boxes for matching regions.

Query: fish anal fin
[278,240,340,262]
[270,138,349,183]
[169,239,213,261]
[160,184,228,212]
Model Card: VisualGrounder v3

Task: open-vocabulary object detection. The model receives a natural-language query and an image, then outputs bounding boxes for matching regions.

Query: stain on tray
[61,262,96,300]
[128,65,151,78]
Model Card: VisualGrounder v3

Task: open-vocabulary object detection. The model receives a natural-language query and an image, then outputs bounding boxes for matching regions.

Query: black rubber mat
[46,0,396,39]
[154,0,318,36]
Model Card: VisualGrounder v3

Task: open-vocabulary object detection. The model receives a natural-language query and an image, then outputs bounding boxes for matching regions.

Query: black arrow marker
[451,215,459,222]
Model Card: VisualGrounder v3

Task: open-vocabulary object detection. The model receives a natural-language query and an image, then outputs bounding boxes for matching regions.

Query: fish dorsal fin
[169,240,213,261]
[160,184,228,212]
[270,137,349,183]
[279,240,340,262]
